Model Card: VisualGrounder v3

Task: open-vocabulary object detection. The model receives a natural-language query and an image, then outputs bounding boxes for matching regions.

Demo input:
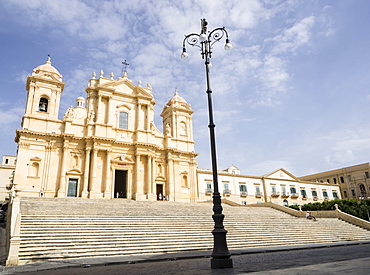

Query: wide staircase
[16,197,370,264]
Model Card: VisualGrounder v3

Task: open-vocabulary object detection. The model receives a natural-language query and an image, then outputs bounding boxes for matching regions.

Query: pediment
[66,168,83,175]
[264,168,297,181]
[156,176,166,182]
[30,156,42,162]
[112,154,135,164]
[34,73,63,83]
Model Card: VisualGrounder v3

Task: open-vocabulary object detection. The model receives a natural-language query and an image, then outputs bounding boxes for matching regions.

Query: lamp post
[181,19,233,269]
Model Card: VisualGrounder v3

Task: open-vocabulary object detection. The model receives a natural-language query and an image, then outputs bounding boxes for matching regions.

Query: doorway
[67,179,78,197]
[156,184,163,200]
[114,170,127,198]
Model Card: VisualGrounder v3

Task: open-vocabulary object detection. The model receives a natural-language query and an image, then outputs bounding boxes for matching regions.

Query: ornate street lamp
[181,19,233,269]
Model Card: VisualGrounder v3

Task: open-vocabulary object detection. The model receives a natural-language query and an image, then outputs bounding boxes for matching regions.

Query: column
[58,143,69,197]
[167,153,174,201]
[89,148,98,198]
[134,152,143,200]
[96,95,102,124]
[104,150,112,198]
[107,96,112,126]
[189,158,198,202]
[82,147,91,197]
[146,154,155,200]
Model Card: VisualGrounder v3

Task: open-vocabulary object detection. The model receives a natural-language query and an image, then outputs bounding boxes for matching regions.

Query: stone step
[15,197,370,264]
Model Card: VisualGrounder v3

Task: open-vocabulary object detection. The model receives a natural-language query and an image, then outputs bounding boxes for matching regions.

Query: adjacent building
[0,155,16,202]
[197,166,341,205]
[299,163,370,199]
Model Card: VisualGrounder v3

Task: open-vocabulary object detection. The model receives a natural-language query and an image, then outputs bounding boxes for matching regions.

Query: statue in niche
[88,110,95,123]
[165,123,172,137]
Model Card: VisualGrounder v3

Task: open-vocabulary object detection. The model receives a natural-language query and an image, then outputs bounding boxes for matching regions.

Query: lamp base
[211,258,233,269]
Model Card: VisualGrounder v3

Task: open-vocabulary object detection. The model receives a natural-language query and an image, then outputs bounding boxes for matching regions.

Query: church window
[119,112,128,129]
[39,98,48,112]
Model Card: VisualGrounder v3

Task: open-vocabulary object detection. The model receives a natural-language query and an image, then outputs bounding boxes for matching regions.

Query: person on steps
[306,211,317,221]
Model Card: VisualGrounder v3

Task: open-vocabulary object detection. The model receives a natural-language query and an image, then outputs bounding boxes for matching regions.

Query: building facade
[0,155,16,202]
[13,58,198,201]
[299,163,370,199]
[9,58,349,205]
[197,166,341,205]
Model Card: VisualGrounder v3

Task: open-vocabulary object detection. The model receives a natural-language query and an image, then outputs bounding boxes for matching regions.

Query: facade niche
[29,162,39,177]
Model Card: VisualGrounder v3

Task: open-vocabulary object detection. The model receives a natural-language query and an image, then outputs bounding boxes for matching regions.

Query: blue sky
[1,0,370,177]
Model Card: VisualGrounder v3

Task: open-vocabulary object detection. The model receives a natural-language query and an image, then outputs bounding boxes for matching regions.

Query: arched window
[118,111,128,129]
[283,199,288,206]
[39,97,48,112]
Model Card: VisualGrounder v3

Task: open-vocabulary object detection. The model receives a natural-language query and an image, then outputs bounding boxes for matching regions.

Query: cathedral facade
[13,58,199,201]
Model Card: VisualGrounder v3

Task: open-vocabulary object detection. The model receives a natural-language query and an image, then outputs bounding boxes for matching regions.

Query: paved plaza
[1,238,370,274]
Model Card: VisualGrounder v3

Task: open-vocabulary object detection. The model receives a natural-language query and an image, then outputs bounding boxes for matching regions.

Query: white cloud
[271,16,315,55]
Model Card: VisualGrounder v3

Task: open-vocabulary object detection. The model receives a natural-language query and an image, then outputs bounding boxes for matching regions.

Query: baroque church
[13,57,199,201]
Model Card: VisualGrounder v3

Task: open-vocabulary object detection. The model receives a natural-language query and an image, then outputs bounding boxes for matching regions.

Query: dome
[32,56,63,81]
[165,90,191,109]
[76,97,85,108]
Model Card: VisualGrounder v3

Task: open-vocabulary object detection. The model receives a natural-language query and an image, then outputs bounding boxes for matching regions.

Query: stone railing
[246,201,370,231]
[5,196,21,266]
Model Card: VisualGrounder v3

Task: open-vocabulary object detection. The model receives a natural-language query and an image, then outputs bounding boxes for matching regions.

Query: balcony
[313,196,319,201]
[223,190,231,196]
[255,192,263,198]
[240,191,248,197]
[323,196,329,201]
[302,195,308,200]
[291,193,299,198]
[271,191,280,198]
[281,192,289,198]
[205,189,212,195]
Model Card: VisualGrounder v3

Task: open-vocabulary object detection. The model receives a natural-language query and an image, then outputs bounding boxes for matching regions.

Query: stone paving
[1,241,370,274]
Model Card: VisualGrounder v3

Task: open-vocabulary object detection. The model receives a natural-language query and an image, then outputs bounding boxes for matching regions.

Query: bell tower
[22,56,65,130]
[161,89,194,151]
